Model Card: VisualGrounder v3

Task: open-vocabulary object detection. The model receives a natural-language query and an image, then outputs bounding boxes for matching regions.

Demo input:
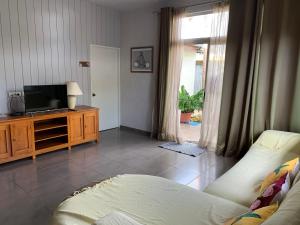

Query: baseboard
[120,126,151,136]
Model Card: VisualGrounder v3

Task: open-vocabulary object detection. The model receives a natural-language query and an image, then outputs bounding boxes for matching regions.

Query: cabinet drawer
[10,121,33,156]
[69,113,84,144]
[84,111,98,140]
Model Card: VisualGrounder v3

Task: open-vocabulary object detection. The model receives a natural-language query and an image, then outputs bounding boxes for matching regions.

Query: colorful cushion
[260,158,299,193]
[224,204,278,225]
[250,173,290,210]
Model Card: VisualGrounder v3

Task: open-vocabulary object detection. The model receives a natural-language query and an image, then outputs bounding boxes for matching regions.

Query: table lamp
[67,81,83,109]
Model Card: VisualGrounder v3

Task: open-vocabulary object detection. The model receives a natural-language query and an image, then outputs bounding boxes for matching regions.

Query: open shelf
[34,117,68,132]
[34,116,69,152]
[35,137,68,152]
[35,127,68,142]
[35,123,67,132]
[35,132,68,142]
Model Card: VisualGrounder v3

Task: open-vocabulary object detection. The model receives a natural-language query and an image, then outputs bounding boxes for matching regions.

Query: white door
[90,45,120,131]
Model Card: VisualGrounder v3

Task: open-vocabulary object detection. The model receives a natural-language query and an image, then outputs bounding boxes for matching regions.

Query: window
[179,10,228,142]
[182,10,229,40]
[182,14,213,39]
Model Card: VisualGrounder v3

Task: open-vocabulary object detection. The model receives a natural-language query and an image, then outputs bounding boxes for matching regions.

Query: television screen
[24,85,68,113]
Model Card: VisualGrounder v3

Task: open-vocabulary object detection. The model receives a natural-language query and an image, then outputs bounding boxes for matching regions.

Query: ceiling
[90,0,166,11]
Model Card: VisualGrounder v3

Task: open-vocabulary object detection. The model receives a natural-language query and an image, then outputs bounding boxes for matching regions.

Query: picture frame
[130,46,153,73]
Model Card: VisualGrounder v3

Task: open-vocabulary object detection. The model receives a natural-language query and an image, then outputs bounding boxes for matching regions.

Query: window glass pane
[182,11,229,39]
[180,44,208,95]
[182,14,213,39]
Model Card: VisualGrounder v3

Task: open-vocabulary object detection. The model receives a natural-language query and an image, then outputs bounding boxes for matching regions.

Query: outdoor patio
[180,122,201,143]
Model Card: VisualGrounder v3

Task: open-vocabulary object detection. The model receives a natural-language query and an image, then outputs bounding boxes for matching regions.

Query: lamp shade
[67,81,83,96]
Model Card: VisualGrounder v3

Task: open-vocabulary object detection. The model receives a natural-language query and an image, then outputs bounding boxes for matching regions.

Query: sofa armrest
[253,130,300,154]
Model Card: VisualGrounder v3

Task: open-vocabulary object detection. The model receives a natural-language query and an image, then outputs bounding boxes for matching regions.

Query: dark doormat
[159,142,206,157]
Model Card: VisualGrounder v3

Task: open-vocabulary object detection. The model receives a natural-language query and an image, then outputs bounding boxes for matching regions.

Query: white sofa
[205,130,300,206]
[53,130,300,225]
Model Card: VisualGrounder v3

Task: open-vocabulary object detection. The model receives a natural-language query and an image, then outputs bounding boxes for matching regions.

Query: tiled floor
[0,128,236,225]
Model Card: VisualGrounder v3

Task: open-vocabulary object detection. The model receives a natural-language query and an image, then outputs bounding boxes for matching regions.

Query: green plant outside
[178,85,205,113]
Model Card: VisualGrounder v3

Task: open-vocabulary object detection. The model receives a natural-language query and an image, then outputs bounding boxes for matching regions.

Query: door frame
[89,45,121,130]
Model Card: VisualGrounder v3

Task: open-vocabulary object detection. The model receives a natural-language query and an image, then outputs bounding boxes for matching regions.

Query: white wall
[119,0,210,132]
[120,10,159,132]
[0,0,120,114]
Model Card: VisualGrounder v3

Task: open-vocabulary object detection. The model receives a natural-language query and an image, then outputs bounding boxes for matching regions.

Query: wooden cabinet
[10,121,33,156]
[0,124,11,159]
[0,106,99,165]
[84,111,98,141]
[69,110,99,145]
[69,113,84,144]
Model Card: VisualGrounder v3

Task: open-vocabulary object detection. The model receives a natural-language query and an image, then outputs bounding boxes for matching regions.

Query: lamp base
[68,96,77,109]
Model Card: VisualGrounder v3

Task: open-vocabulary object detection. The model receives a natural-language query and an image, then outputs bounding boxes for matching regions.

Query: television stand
[25,108,71,116]
[0,106,99,164]
[9,112,25,117]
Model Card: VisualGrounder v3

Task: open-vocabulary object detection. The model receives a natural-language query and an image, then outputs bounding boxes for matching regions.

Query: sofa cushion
[225,204,278,225]
[94,211,142,225]
[250,173,290,211]
[260,158,299,193]
[204,130,300,206]
[292,171,300,186]
[53,175,248,225]
[261,178,300,225]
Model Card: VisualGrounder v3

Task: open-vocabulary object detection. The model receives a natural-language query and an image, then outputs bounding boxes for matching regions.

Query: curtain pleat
[152,8,172,139]
[199,3,229,151]
[153,8,184,142]
[252,0,300,136]
[217,0,263,157]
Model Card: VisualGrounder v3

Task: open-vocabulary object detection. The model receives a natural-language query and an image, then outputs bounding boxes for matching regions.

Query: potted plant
[178,85,204,123]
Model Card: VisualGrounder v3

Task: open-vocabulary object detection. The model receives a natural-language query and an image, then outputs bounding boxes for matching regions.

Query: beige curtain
[199,3,229,150]
[251,0,300,138]
[159,9,185,142]
[217,0,300,157]
[154,8,172,139]
[216,0,263,157]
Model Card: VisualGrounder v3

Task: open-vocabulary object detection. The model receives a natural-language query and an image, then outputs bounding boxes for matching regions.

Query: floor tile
[157,166,201,185]
[0,128,235,225]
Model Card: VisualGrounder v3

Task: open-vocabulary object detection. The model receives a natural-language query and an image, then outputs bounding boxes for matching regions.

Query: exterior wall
[180,45,197,95]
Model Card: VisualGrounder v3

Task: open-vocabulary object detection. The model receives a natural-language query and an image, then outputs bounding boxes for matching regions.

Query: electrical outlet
[8,91,23,97]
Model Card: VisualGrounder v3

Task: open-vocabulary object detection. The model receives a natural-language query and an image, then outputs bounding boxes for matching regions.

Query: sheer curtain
[159,8,185,142]
[199,3,229,150]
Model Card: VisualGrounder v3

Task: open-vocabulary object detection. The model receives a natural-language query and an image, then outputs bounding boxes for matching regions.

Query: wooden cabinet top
[0,105,99,123]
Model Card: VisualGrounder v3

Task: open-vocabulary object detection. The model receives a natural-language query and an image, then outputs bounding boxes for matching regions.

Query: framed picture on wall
[131,47,153,73]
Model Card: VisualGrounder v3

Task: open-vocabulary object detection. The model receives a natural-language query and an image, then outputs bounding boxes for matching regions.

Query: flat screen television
[24,85,68,113]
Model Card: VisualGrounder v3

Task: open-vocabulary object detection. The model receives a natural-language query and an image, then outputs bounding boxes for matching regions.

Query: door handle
[92,93,96,97]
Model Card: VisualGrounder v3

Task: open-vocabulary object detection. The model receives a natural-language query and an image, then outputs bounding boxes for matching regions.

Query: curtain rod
[153,0,226,14]
[178,0,227,9]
